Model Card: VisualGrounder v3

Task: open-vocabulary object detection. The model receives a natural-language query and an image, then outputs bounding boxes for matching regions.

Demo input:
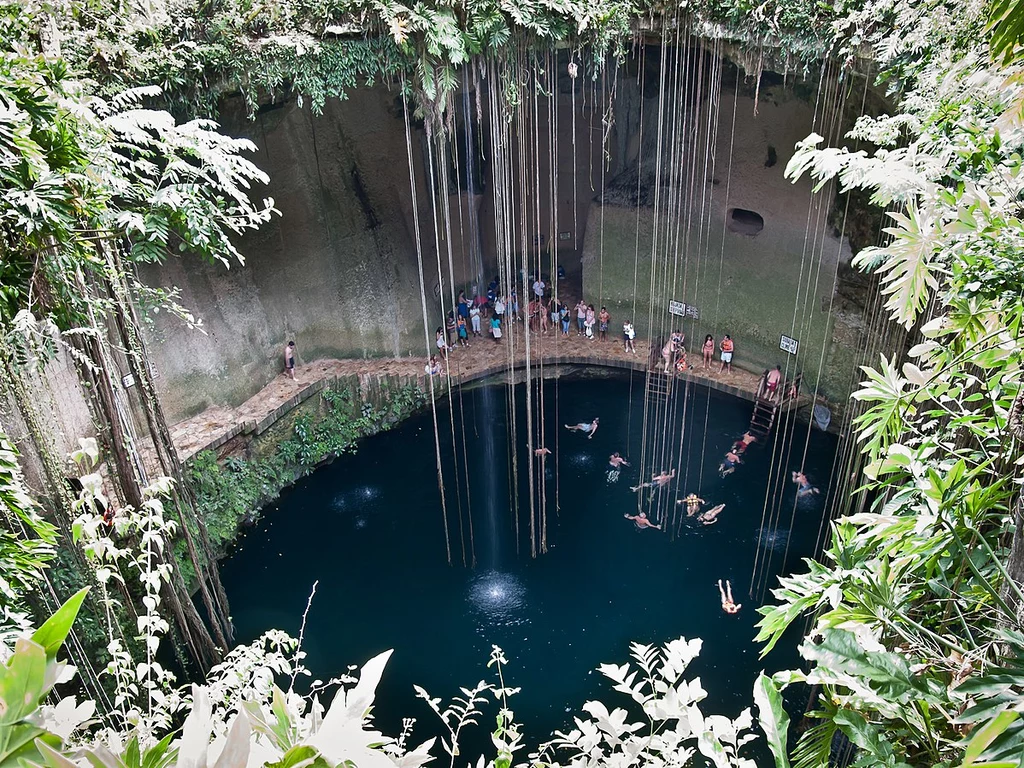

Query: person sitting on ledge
[565,418,599,438]
[718,579,741,614]
[424,356,442,376]
[624,511,661,530]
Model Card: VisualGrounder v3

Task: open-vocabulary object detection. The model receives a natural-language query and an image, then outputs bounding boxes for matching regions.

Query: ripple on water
[569,452,593,469]
[756,527,790,552]
[468,571,530,629]
[333,485,381,513]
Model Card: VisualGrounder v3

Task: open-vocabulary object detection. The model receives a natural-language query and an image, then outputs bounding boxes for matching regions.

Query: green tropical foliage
[755,0,1024,766]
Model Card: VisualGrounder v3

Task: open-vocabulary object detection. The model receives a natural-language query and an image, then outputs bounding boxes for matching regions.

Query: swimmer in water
[624,512,661,530]
[718,579,741,614]
[792,471,820,497]
[719,451,742,477]
[631,468,676,491]
[677,493,705,517]
[609,452,630,468]
[699,503,724,525]
[732,432,757,452]
[534,447,551,457]
[565,418,599,439]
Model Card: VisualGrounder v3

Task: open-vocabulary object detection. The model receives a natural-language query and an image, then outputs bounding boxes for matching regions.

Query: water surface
[222,371,836,751]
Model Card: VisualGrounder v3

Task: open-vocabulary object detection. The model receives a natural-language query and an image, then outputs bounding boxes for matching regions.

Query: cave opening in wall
[727,207,765,235]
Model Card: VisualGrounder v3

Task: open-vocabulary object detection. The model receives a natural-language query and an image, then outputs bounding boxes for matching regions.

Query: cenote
[222,370,837,750]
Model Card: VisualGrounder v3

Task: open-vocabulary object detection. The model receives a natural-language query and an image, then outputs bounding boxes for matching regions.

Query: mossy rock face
[183,378,426,584]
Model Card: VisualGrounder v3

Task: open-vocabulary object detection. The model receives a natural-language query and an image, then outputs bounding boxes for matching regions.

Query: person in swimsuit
[609,453,630,468]
[766,366,782,401]
[284,340,297,380]
[534,447,551,458]
[565,418,599,438]
[599,307,611,341]
[792,471,820,497]
[631,469,675,491]
[624,512,661,530]
[718,579,741,613]
[702,335,714,369]
[786,373,803,402]
[699,504,724,525]
[719,335,734,373]
[678,493,705,516]
[732,432,757,453]
[719,450,742,477]
[674,346,688,373]
[661,337,676,372]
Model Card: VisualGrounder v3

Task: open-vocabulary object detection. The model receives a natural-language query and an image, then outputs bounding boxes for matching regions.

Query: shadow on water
[220,371,837,757]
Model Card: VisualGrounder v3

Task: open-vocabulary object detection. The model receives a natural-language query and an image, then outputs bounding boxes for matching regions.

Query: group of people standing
[660,332,735,374]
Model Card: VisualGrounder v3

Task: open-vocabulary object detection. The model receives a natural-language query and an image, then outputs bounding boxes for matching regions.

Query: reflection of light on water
[569,453,593,468]
[333,486,380,522]
[756,527,789,551]
[468,571,529,629]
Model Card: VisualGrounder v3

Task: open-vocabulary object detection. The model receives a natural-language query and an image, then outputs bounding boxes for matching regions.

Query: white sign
[558,231,572,241]
[780,335,799,355]
[668,300,699,319]
[122,373,136,388]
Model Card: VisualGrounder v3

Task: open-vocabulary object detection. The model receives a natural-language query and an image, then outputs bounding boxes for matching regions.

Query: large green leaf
[29,588,89,662]
[0,639,47,725]
[753,673,791,768]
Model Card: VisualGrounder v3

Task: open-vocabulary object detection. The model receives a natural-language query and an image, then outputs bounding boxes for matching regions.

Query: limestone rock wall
[143,48,871,422]
[582,56,861,400]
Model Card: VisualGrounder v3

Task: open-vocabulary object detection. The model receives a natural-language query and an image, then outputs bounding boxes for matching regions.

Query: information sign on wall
[669,300,700,319]
[122,373,136,388]
[780,335,799,355]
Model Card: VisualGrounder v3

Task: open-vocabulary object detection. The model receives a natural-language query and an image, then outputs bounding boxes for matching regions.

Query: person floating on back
[718,579,741,613]
[624,511,661,530]
[631,468,675,491]
[699,503,724,525]
[565,418,599,439]
[284,340,297,380]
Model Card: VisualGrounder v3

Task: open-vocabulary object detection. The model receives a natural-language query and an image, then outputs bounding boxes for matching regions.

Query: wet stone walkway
[169,327,777,462]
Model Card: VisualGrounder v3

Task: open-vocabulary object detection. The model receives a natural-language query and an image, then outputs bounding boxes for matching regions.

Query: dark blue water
[221,371,836,752]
